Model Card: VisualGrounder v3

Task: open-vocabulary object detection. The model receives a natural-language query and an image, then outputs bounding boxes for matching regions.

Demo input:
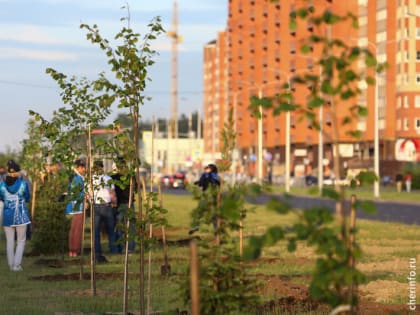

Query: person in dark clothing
[111,158,136,253]
[194,164,220,191]
[190,164,221,233]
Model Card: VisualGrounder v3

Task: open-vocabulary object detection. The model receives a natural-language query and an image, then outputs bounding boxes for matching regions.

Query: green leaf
[243,236,263,260]
[348,47,361,61]
[264,226,285,246]
[346,130,362,139]
[266,198,291,214]
[308,97,324,109]
[321,187,340,201]
[300,44,312,54]
[365,76,375,85]
[296,8,309,19]
[287,238,297,252]
[365,54,377,67]
[355,200,377,214]
[289,19,297,31]
[357,105,368,117]
[356,171,378,185]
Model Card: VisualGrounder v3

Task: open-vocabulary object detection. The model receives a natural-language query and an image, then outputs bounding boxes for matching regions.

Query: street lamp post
[257,88,263,184]
[236,80,282,184]
[373,70,380,198]
[266,67,314,193]
[349,37,381,198]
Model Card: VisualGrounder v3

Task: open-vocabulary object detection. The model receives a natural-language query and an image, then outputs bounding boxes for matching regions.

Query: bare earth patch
[38,272,417,315]
[360,280,408,303]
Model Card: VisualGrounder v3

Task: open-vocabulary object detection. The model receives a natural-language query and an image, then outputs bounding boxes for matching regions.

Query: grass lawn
[0,193,418,314]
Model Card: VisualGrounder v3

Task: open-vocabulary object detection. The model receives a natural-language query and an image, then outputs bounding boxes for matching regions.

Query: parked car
[160,174,173,188]
[160,172,187,189]
[172,171,187,189]
[304,175,346,186]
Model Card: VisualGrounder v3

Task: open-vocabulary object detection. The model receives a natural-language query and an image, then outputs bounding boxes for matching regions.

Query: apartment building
[203,0,420,179]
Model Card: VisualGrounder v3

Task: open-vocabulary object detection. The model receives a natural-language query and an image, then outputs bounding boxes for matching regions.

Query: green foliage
[30,170,70,255]
[186,185,259,315]
[244,0,383,311]
[21,118,47,184]
[185,106,260,314]
[402,163,420,190]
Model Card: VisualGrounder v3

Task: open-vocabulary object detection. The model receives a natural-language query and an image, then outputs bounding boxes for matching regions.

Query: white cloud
[0,47,79,61]
[0,24,69,45]
[35,0,225,12]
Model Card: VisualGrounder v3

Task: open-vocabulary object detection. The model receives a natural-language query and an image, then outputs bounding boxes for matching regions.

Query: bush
[30,172,70,255]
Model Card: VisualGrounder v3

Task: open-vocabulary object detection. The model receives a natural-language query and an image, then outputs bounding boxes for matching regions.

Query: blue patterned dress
[65,172,85,215]
[0,178,31,227]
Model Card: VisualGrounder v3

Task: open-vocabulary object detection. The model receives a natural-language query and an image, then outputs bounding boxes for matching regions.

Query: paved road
[253,194,420,226]
[161,187,420,226]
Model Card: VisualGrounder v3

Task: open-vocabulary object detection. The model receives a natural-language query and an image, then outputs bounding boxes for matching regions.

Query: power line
[0,79,204,94]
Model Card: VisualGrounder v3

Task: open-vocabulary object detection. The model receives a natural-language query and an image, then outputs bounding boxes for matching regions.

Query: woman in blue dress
[0,160,31,271]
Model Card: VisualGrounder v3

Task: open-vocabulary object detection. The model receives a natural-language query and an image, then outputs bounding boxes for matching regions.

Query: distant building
[141,131,203,173]
[203,0,420,179]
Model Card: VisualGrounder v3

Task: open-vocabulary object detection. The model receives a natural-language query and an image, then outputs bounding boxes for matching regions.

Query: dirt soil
[34,227,418,315]
[31,264,417,315]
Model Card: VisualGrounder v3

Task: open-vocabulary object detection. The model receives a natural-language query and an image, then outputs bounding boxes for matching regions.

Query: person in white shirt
[92,160,117,262]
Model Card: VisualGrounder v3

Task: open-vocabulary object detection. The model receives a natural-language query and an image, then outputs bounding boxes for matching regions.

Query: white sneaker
[12,265,22,271]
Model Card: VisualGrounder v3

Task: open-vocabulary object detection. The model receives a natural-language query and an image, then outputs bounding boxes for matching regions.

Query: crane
[167,0,183,139]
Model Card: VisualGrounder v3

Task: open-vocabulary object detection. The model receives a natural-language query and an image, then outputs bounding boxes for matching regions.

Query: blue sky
[0,0,227,152]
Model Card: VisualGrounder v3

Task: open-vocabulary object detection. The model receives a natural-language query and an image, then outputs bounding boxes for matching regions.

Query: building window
[416,74,420,84]
[417,28,420,38]
[404,95,409,108]
[417,51,420,61]
[415,96,420,108]
[404,118,409,131]
[290,41,296,54]
[415,118,420,130]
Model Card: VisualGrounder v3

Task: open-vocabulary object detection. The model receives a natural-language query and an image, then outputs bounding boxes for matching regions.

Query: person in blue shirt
[0,160,31,271]
[66,159,86,257]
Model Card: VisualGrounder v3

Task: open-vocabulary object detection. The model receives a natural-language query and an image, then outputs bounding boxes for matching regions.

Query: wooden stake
[147,223,153,315]
[239,215,243,258]
[190,240,200,315]
[122,176,134,314]
[30,180,37,221]
[349,194,357,314]
[159,184,171,275]
[87,123,96,295]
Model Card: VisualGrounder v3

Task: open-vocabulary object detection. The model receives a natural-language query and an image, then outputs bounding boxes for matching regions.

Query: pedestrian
[92,160,118,263]
[65,159,86,257]
[111,157,135,253]
[404,172,413,193]
[194,163,220,191]
[0,160,31,271]
[395,173,403,193]
[191,163,221,233]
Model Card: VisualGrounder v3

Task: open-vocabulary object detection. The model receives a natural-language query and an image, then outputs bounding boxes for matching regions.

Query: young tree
[185,109,259,314]
[30,72,115,293]
[79,8,164,314]
[246,1,383,312]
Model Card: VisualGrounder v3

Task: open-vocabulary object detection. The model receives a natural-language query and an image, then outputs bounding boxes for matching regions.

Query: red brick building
[203,0,420,180]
